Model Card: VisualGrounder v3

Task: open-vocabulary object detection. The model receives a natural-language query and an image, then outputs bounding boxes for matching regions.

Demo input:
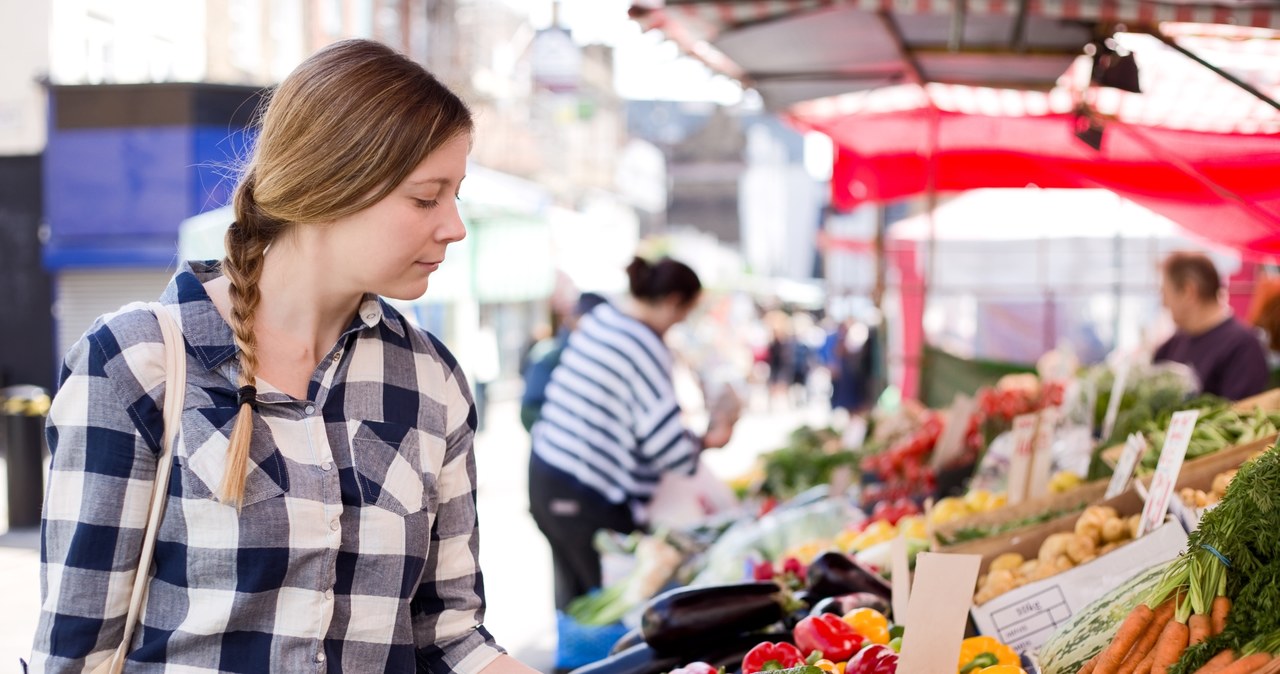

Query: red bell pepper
[741,642,805,674]
[793,614,866,662]
[845,644,899,674]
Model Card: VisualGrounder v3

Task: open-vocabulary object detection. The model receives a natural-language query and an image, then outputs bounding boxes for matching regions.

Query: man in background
[1154,251,1269,400]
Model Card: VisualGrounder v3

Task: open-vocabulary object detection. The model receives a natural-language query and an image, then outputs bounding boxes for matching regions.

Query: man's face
[1161,276,1194,331]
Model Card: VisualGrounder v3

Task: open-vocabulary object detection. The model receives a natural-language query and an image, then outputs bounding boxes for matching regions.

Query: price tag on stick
[891,536,911,622]
[1106,433,1149,499]
[1027,408,1059,499]
[898,552,982,674]
[1007,413,1038,505]
[1137,410,1200,537]
[1100,359,1131,442]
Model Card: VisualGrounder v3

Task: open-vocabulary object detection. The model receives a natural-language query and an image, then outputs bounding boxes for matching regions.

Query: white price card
[891,536,911,622]
[1137,410,1200,537]
[1100,359,1131,442]
[1106,433,1149,499]
[1007,413,1039,505]
[898,552,982,674]
[1028,408,1059,499]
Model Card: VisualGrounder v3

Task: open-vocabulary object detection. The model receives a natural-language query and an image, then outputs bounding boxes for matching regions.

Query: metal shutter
[55,269,173,361]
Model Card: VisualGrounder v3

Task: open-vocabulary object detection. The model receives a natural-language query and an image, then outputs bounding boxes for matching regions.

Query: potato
[1066,534,1097,564]
[1040,532,1076,563]
[1102,518,1129,543]
[1212,470,1236,499]
[990,552,1025,573]
[1017,560,1040,578]
[1127,514,1142,539]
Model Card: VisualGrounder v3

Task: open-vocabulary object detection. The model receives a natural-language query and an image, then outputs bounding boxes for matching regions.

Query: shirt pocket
[348,420,438,517]
[178,405,289,508]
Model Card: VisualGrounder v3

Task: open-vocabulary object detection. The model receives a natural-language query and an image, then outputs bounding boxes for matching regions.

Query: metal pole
[1150,29,1280,112]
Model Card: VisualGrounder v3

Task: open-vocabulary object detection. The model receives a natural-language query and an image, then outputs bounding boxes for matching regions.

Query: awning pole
[1149,29,1280,112]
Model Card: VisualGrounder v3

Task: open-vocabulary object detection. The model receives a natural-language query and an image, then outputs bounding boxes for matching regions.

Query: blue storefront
[43,83,263,360]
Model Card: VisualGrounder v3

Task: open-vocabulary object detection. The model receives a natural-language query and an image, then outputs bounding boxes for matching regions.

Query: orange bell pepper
[841,608,890,645]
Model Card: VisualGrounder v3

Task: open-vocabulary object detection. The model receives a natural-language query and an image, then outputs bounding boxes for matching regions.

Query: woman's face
[321,133,469,301]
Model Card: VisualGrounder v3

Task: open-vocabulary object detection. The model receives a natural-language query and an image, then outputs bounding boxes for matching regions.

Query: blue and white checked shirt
[29,261,505,673]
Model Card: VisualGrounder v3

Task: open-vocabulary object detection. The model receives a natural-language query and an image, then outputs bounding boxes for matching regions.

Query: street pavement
[0,391,829,672]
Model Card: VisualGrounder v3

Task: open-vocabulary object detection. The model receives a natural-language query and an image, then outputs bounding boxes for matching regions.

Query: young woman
[30,40,536,674]
[528,257,736,611]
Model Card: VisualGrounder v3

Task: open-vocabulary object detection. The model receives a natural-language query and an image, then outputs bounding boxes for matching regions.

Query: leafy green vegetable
[935,504,1087,546]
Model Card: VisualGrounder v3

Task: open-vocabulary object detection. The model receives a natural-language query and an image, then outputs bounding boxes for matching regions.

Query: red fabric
[890,243,924,401]
[796,108,1280,258]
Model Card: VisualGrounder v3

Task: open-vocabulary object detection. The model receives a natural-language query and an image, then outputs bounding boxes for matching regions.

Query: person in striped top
[528,257,737,610]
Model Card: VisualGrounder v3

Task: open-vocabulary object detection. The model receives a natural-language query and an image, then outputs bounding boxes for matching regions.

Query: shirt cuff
[423,626,506,674]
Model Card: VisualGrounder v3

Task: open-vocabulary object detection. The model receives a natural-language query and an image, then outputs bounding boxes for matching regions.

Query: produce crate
[556,612,630,672]
[969,519,1186,656]
[933,480,1108,547]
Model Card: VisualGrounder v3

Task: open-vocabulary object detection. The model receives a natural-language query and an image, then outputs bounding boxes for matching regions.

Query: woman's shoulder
[378,300,466,380]
[72,301,167,366]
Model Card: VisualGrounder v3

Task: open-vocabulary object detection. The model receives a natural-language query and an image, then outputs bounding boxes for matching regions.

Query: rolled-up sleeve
[411,363,504,674]
[29,317,164,673]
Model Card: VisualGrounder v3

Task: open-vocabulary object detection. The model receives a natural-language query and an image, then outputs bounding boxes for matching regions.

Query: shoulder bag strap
[93,302,187,674]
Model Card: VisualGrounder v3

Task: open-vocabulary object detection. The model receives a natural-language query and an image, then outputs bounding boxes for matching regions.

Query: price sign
[891,536,911,622]
[1137,410,1200,537]
[1007,413,1039,504]
[1100,359,1131,442]
[898,553,982,674]
[1028,408,1059,499]
[1106,433,1149,499]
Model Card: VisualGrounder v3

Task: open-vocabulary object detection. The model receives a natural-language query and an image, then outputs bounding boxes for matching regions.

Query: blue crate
[556,611,631,671]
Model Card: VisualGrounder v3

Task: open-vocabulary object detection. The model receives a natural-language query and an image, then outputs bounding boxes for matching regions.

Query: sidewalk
[0,393,828,671]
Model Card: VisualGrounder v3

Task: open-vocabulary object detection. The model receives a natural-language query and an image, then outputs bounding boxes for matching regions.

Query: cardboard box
[969,520,1187,655]
[934,480,1108,547]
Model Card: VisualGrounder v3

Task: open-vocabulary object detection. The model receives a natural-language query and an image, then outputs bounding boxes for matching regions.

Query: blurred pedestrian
[1154,251,1269,400]
[520,291,608,432]
[29,39,535,674]
[528,257,736,611]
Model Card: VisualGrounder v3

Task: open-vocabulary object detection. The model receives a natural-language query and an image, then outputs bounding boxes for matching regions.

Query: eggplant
[568,643,683,674]
[571,632,793,674]
[640,581,789,656]
[609,626,645,655]
[805,552,892,602]
[808,592,891,618]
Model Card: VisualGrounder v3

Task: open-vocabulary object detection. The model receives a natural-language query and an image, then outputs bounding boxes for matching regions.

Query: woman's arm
[29,312,166,673]
[478,654,542,674]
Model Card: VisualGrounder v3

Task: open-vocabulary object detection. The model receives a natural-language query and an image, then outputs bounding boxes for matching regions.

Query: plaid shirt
[29,261,504,673]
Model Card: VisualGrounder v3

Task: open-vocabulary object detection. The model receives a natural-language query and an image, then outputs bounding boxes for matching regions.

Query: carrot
[1079,653,1101,674]
[1150,620,1190,674]
[1215,653,1273,674]
[1211,596,1231,636]
[1096,603,1158,674]
[1133,650,1157,674]
[1190,614,1213,646]
[1120,601,1179,674]
[1195,651,1240,674]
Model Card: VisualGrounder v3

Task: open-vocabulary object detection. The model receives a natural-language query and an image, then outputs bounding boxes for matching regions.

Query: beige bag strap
[91,302,187,674]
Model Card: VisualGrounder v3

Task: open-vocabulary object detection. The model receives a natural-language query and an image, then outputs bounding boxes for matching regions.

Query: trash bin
[2,385,51,529]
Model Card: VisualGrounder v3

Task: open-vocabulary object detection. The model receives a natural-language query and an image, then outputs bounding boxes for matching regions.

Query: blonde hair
[221,39,472,504]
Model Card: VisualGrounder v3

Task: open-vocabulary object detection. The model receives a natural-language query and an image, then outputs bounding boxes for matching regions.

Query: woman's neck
[624,298,668,337]
[250,236,364,359]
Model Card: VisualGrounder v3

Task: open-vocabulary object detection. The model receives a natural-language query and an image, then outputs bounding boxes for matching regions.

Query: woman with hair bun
[30,40,536,674]
[529,256,737,612]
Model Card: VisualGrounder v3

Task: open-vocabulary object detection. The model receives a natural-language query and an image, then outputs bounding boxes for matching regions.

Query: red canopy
[788,30,1280,257]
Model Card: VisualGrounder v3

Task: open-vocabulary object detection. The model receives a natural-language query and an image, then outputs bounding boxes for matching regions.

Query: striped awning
[633,0,1280,36]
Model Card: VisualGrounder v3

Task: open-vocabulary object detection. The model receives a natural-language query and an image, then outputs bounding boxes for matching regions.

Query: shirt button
[329,519,340,531]
[332,351,342,362]
[321,461,333,471]
[304,404,316,415]
[325,588,334,599]
[316,651,326,663]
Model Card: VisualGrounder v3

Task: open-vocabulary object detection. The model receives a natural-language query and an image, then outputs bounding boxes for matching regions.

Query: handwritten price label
[1106,433,1149,499]
[1138,410,1200,536]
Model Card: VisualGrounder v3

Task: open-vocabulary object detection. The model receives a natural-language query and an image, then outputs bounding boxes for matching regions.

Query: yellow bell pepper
[978,667,1026,674]
[957,636,1019,673]
[896,515,928,540]
[848,521,896,552]
[841,608,890,645]
[813,659,840,673]
[930,497,973,524]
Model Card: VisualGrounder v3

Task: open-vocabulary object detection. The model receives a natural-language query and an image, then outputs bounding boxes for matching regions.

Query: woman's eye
[414,198,439,209]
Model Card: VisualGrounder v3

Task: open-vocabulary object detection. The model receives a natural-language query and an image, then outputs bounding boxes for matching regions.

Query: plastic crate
[555,611,631,671]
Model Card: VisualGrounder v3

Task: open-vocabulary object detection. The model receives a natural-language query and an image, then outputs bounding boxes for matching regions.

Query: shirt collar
[161,260,405,372]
